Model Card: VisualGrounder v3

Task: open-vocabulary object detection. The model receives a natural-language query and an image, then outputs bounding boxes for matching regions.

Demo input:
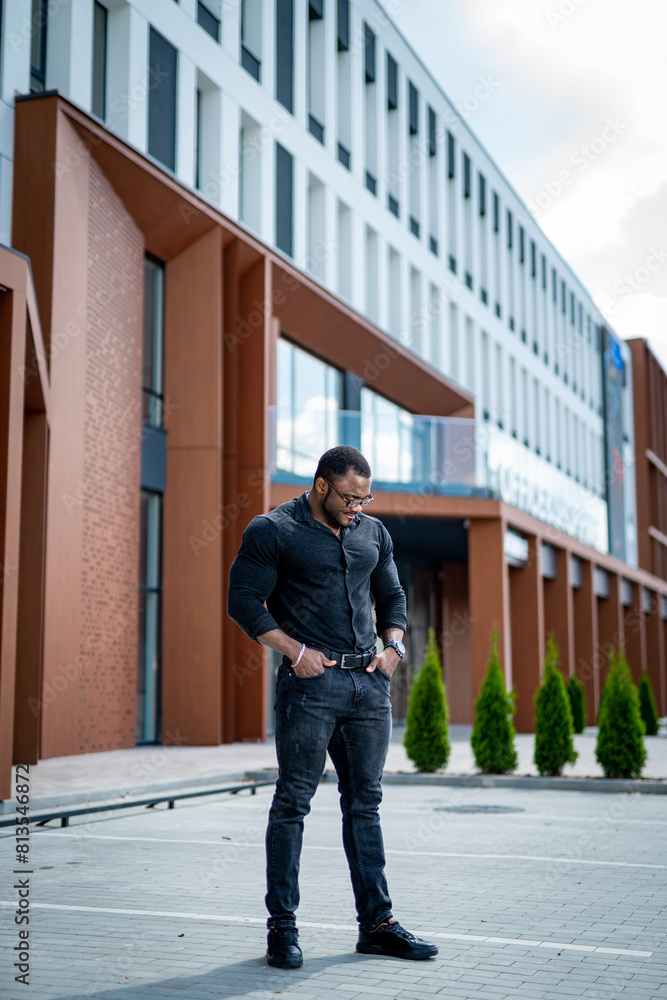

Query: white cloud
[377,0,667,360]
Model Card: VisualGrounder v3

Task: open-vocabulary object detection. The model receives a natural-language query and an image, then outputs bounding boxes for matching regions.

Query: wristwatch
[384,639,406,660]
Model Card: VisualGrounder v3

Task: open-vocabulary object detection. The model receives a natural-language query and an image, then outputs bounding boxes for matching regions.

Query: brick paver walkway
[1,781,666,999]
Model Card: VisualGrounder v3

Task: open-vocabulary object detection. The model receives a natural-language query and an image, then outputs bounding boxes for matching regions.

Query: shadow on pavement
[64,948,415,1000]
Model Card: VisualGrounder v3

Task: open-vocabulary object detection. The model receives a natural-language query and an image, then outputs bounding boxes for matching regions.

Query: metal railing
[269,405,476,493]
[0,778,276,829]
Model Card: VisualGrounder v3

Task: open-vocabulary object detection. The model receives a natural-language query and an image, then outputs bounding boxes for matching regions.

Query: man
[228,445,438,968]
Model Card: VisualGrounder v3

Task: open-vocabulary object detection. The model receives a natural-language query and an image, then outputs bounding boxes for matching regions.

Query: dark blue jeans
[265,656,394,933]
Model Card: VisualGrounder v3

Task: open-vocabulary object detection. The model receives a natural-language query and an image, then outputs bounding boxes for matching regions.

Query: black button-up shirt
[227,492,408,653]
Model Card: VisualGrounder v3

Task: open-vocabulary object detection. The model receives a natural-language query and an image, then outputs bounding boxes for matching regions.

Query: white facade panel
[0,0,642,559]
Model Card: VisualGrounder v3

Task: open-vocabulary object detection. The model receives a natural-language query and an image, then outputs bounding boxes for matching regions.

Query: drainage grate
[433,805,525,814]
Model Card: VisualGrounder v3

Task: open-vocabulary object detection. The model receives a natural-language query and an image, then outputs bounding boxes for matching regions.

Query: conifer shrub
[404,628,451,772]
[566,675,586,734]
[534,635,578,776]
[470,633,518,774]
[638,671,660,737]
[595,649,647,778]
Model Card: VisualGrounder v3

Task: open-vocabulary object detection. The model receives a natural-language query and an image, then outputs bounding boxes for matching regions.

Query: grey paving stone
[1,782,666,1000]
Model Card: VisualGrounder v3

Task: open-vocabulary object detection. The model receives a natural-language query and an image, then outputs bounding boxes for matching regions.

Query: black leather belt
[318,647,376,670]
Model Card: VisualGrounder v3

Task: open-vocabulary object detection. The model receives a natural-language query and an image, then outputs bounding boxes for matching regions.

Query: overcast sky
[377,0,667,368]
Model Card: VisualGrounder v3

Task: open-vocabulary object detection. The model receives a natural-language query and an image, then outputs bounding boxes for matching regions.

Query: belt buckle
[340,654,349,669]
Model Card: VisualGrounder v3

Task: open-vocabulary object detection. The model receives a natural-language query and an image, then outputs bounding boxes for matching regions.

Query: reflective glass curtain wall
[275,337,342,476]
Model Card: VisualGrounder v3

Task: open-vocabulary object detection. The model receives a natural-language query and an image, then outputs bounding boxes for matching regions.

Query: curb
[3,766,666,815]
[246,769,667,794]
[0,770,249,814]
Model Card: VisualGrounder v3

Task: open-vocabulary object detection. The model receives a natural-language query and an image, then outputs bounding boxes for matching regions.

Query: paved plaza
[1,778,666,1000]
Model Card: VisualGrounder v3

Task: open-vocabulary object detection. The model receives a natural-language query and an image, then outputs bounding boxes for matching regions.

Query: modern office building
[0,0,665,799]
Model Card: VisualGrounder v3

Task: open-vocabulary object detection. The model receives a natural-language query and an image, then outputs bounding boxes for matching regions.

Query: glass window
[276,0,294,111]
[30,0,47,93]
[92,1,107,120]
[195,88,202,190]
[275,143,294,256]
[386,53,398,109]
[337,0,350,52]
[137,490,162,743]
[364,23,375,82]
[361,388,414,484]
[275,339,341,477]
[148,27,177,172]
[197,1,220,42]
[241,0,262,80]
[143,257,165,427]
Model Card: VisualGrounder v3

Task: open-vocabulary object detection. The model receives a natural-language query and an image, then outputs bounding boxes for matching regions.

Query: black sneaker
[356,920,438,960]
[266,924,303,968]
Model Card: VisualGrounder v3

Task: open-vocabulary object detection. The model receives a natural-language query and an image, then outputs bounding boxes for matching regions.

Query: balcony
[269,405,477,495]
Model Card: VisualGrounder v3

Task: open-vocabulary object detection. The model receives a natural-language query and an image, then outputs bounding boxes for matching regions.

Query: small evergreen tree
[638,671,660,736]
[567,675,586,734]
[596,649,647,778]
[534,635,578,776]
[470,633,518,774]
[404,628,450,772]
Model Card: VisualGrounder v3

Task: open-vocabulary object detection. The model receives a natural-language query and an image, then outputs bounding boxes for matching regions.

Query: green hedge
[404,628,451,772]
[595,649,646,778]
[533,635,578,777]
[470,633,518,774]
[639,671,660,736]
[567,676,586,733]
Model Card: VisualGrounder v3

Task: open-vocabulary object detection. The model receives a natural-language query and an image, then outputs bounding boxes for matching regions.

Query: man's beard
[322,487,344,529]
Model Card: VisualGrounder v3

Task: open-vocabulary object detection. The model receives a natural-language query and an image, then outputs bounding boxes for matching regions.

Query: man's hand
[293,647,337,677]
[366,646,401,678]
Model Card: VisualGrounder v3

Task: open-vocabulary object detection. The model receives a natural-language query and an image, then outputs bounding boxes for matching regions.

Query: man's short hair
[314,446,371,485]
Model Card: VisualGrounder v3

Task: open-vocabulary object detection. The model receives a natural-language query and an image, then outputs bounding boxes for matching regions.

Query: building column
[468,518,511,712]
[543,546,574,676]
[163,226,224,745]
[13,410,49,767]
[348,4,364,192]
[222,0,241,59]
[221,246,273,742]
[645,596,665,717]
[261,0,276,97]
[0,284,26,798]
[293,0,308,128]
[176,52,196,189]
[220,92,240,220]
[1,0,31,104]
[46,0,94,111]
[509,534,544,733]
[572,559,598,726]
[106,4,149,151]
[441,562,472,724]
[596,570,623,715]
[621,582,645,685]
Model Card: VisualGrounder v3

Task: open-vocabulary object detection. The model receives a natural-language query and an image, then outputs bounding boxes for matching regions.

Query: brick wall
[76,158,144,750]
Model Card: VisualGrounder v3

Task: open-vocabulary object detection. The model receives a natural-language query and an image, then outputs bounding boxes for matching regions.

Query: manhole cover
[433,805,525,814]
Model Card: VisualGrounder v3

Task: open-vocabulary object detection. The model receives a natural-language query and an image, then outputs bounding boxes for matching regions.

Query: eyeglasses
[323,479,374,508]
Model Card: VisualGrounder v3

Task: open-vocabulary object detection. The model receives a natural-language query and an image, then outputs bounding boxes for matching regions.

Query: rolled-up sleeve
[370,525,408,634]
[227,516,282,641]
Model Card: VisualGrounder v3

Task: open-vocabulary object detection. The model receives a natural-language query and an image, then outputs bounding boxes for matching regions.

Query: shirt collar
[295,490,361,532]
